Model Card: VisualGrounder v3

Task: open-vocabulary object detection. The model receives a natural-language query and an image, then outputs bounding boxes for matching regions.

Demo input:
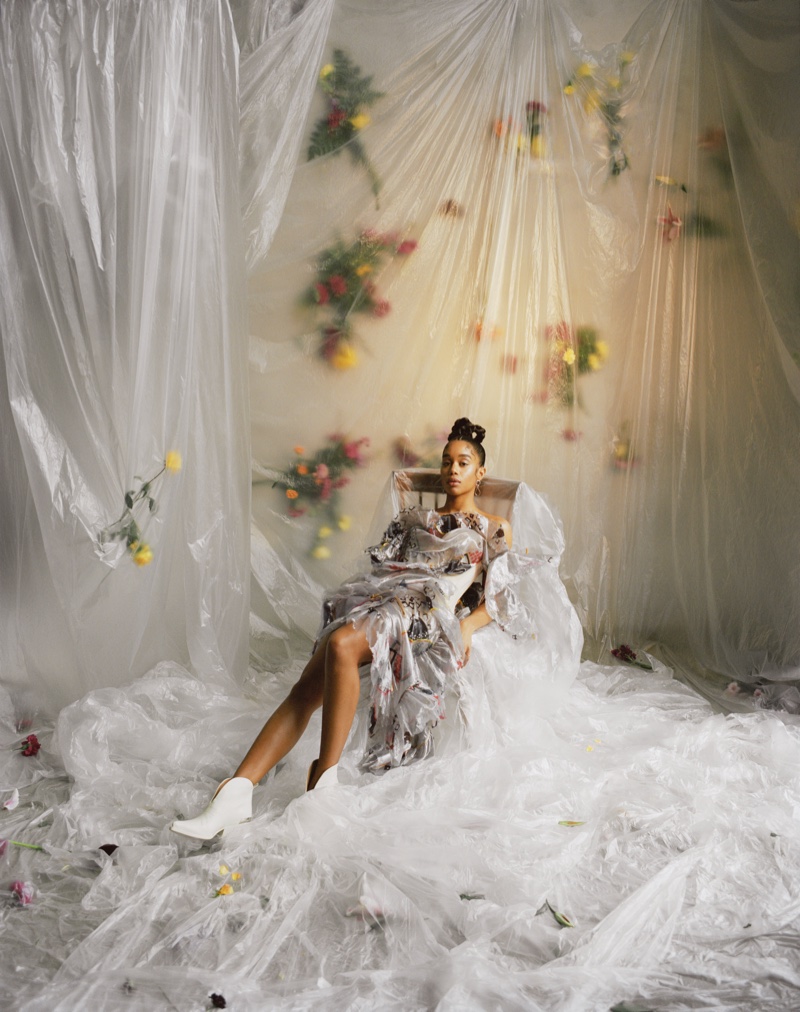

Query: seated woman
[170,418,526,840]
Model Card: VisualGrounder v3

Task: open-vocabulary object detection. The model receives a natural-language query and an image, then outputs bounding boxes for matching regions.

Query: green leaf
[459,892,485,901]
[558,820,585,827]
[148,498,157,513]
[124,493,134,509]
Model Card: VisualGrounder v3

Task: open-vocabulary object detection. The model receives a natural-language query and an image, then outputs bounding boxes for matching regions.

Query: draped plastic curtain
[1,0,799,716]
[248,0,800,710]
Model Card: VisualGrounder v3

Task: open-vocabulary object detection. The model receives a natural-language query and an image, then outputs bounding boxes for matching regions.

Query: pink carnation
[314,463,329,481]
[343,438,369,463]
[11,881,34,906]
[372,300,391,318]
[396,239,417,255]
[19,734,41,757]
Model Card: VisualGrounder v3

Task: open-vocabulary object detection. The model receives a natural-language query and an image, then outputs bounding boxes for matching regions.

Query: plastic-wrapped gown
[318,484,583,772]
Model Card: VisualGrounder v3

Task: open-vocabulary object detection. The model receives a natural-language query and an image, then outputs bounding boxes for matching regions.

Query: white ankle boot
[306,761,339,791]
[170,777,253,840]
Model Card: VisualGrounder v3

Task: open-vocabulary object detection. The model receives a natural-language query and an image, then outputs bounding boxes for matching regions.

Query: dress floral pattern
[318,507,510,772]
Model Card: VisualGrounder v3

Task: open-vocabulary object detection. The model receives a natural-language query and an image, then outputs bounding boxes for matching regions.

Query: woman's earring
[475,479,482,496]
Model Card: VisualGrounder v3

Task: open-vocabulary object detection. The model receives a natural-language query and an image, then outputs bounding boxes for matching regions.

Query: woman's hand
[460,622,474,665]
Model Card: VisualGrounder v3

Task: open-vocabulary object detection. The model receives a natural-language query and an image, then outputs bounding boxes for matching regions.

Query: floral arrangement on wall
[392,430,449,469]
[654,174,726,242]
[308,50,384,200]
[268,435,369,557]
[303,230,417,369]
[564,52,635,177]
[543,322,608,407]
[97,452,182,566]
[493,100,548,159]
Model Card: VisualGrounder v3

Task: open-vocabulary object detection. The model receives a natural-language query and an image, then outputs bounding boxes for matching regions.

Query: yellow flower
[216,884,233,896]
[563,82,575,95]
[562,348,576,366]
[318,526,333,539]
[131,542,153,566]
[319,64,334,79]
[293,445,305,455]
[607,75,621,89]
[595,339,609,361]
[331,343,358,370]
[349,113,370,131]
[337,515,351,531]
[530,135,545,159]
[218,865,229,875]
[576,62,594,78]
[311,545,331,560]
[231,873,241,882]
[515,132,527,151]
[614,442,629,460]
[588,353,600,371]
[165,451,182,473]
[286,489,299,500]
[620,50,635,66]
[355,264,372,277]
[583,90,601,114]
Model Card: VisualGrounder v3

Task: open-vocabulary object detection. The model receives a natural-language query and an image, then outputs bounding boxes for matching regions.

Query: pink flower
[372,299,391,317]
[395,239,417,255]
[725,682,741,695]
[658,205,682,242]
[314,282,330,305]
[526,100,547,115]
[11,881,34,905]
[561,428,582,442]
[314,463,329,481]
[328,274,348,296]
[3,790,19,811]
[343,438,369,464]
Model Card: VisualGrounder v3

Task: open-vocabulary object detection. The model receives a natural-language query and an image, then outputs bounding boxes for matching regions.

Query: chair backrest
[391,468,519,522]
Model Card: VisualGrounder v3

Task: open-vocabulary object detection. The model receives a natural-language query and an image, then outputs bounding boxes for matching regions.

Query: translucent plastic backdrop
[248,0,800,699]
[0,1,251,711]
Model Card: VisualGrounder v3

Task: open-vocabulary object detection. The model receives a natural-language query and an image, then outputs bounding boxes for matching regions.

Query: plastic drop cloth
[1,0,800,1008]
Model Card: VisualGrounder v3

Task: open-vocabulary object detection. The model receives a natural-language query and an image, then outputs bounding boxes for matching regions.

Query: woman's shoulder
[476,510,513,548]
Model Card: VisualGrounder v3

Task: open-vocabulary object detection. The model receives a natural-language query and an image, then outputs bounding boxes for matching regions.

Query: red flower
[611,644,637,663]
[561,428,582,442]
[328,274,348,296]
[314,282,330,305]
[526,100,547,115]
[395,239,417,255]
[372,300,391,317]
[19,734,41,757]
[327,106,347,132]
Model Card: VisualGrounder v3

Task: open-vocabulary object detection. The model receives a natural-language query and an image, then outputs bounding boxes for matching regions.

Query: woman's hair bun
[447,417,486,445]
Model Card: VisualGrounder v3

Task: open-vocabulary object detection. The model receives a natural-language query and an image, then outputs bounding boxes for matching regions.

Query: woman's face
[440,440,486,496]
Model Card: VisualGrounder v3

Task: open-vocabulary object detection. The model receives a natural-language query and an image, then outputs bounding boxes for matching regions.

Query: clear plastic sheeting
[1,0,800,1008]
[0,0,250,710]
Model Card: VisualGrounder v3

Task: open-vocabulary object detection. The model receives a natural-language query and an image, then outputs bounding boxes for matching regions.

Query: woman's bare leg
[309,623,373,788]
[232,622,373,788]
[232,642,328,784]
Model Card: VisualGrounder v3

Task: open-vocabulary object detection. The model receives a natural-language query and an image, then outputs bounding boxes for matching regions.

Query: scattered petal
[3,789,19,811]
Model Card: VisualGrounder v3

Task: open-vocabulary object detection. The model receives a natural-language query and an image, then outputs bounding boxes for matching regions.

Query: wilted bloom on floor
[658,205,682,242]
[209,994,227,1009]
[3,790,19,810]
[218,865,229,875]
[312,545,331,560]
[231,873,241,882]
[130,542,153,567]
[726,682,741,695]
[11,881,34,905]
[165,451,182,473]
[18,734,41,757]
[215,884,234,897]
[612,644,637,663]
[318,526,333,539]
[286,489,299,500]
[396,239,417,255]
[338,515,351,531]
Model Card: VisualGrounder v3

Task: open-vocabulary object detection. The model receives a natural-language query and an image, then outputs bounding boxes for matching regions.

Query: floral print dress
[318,507,510,772]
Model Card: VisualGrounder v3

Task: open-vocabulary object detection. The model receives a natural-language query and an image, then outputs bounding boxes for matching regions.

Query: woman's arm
[460,602,492,664]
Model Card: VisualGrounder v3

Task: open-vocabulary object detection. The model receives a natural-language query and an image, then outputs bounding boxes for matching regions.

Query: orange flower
[293,445,305,455]
[215,884,233,897]
[286,489,299,499]
[297,464,308,475]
